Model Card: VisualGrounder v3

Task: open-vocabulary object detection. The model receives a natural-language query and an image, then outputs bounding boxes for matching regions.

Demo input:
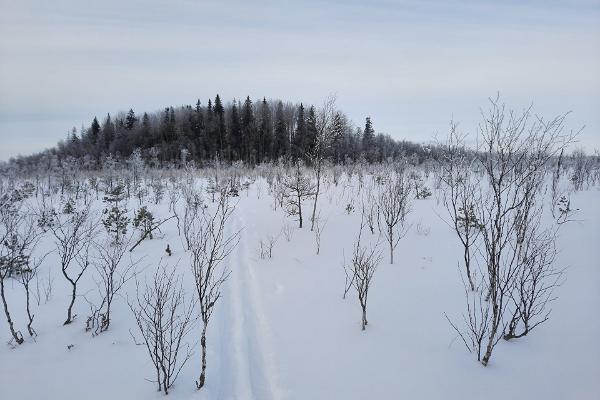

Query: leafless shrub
[188,191,239,389]
[308,95,337,231]
[447,95,576,367]
[377,171,411,264]
[343,218,382,330]
[0,198,42,344]
[438,121,482,291]
[19,253,48,337]
[86,236,138,335]
[49,205,97,325]
[129,263,196,395]
[415,221,431,237]
[35,268,54,305]
[361,183,378,234]
[281,221,294,242]
[445,274,491,362]
[313,214,328,255]
[259,234,279,259]
[181,191,205,251]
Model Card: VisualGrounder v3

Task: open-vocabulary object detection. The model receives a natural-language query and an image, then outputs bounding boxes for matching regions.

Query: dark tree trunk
[197,326,208,389]
[64,283,77,325]
[1,279,24,344]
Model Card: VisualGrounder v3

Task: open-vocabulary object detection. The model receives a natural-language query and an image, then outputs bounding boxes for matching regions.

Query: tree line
[8,95,441,169]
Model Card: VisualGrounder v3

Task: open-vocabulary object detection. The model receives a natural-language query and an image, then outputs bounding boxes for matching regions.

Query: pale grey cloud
[1,0,599,160]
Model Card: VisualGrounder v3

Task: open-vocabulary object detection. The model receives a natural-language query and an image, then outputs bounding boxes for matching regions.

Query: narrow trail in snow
[216,206,281,400]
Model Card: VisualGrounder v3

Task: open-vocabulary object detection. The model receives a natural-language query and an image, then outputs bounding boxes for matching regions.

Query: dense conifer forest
[6,95,440,170]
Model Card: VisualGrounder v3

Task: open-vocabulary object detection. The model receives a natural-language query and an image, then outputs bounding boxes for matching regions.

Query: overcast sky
[1,0,599,160]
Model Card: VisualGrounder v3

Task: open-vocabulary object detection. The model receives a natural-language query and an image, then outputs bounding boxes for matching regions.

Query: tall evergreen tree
[241,96,256,163]
[213,95,226,158]
[160,107,171,142]
[140,112,151,148]
[362,116,375,161]
[306,106,318,156]
[330,112,345,163]
[90,116,100,146]
[293,103,306,159]
[102,114,115,152]
[205,99,216,159]
[258,98,272,161]
[192,100,205,160]
[125,109,138,130]
[273,101,288,159]
[229,101,242,161]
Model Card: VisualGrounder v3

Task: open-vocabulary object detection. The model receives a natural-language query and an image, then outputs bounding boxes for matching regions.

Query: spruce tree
[229,101,242,161]
[273,101,288,159]
[205,99,216,159]
[213,95,226,158]
[362,116,375,161]
[241,96,256,163]
[102,114,115,152]
[306,106,318,156]
[125,109,138,130]
[90,117,100,145]
[330,112,345,163]
[259,98,272,161]
[192,100,205,160]
[141,112,151,148]
[293,103,306,160]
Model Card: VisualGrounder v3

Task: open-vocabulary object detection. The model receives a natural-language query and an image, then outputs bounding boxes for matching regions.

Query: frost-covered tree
[283,161,316,228]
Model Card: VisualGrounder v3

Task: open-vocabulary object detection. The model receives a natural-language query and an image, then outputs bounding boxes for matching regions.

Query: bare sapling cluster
[377,170,411,264]
[439,122,482,291]
[259,233,279,259]
[49,204,97,325]
[446,95,576,366]
[313,213,328,255]
[281,220,294,242]
[34,268,54,305]
[361,181,378,234]
[188,191,240,389]
[19,253,48,337]
[343,216,382,330]
[0,191,42,344]
[86,235,138,335]
[129,263,196,395]
[504,171,564,340]
[181,188,205,251]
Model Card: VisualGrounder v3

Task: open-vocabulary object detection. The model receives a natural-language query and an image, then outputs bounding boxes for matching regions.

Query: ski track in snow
[216,205,281,400]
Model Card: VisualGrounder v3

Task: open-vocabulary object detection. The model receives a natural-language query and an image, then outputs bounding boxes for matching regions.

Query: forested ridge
[8,95,437,169]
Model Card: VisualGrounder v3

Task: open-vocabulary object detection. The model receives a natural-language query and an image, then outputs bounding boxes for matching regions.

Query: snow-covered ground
[1,173,598,400]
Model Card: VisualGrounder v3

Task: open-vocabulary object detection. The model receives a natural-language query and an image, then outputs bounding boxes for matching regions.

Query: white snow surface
[0,177,598,400]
